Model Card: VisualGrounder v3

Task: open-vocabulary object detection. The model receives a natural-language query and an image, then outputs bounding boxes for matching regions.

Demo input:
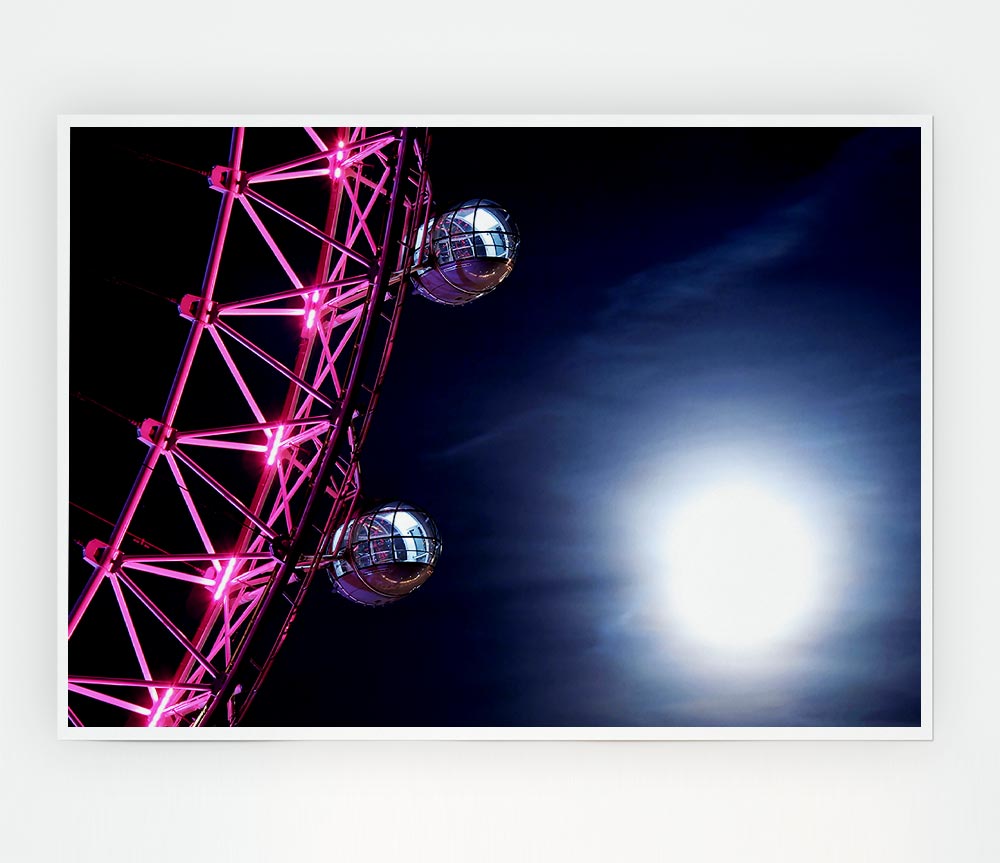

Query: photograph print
[63,118,928,734]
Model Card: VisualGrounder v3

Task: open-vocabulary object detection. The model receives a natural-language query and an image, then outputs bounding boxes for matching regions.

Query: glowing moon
[664,482,825,652]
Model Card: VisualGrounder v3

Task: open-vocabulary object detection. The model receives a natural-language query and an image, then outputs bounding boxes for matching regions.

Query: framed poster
[59,116,930,738]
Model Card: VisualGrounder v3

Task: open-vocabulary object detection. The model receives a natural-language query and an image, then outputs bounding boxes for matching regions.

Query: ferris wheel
[66,125,519,728]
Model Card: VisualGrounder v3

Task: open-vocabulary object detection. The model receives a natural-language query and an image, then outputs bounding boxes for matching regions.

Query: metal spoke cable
[105,275,177,306]
[115,145,209,178]
[71,391,139,428]
[69,501,173,557]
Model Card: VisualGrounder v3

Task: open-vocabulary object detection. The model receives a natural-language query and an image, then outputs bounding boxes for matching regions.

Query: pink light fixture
[148,687,175,727]
[213,558,238,601]
[331,142,345,180]
[304,289,322,330]
[266,425,285,465]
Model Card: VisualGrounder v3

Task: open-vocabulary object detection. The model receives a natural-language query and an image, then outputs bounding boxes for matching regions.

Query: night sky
[69,124,922,727]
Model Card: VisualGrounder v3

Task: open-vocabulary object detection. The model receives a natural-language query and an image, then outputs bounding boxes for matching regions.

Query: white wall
[3,2,998,860]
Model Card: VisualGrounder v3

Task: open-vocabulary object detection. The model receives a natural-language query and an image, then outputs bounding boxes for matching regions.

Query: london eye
[67,126,518,728]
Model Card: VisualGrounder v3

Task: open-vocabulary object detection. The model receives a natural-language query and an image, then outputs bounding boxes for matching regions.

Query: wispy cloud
[425,407,558,460]
[596,199,815,329]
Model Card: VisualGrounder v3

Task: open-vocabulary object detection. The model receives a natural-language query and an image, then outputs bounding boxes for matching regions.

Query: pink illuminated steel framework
[68,126,433,727]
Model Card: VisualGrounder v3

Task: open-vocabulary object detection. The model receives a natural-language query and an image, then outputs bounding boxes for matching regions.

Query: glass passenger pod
[412,199,518,306]
[326,501,442,607]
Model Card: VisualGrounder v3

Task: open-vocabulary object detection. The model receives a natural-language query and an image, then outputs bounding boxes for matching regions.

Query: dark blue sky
[70,125,922,726]
[249,126,921,726]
